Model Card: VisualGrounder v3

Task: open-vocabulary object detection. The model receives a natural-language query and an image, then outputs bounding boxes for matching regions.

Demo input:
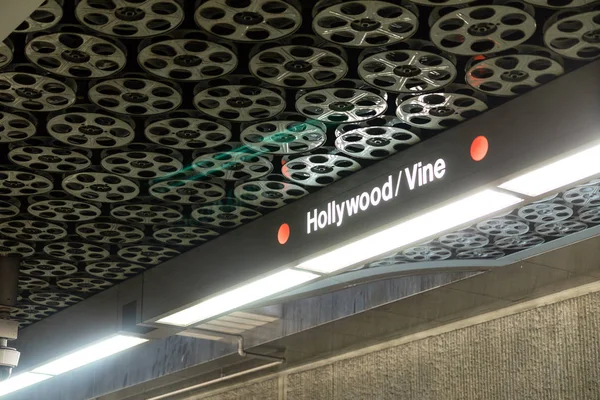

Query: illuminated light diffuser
[32,335,148,376]
[499,143,600,197]
[157,269,318,327]
[0,372,52,397]
[296,190,522,274]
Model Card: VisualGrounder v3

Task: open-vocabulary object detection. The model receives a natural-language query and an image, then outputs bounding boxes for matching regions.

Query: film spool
[296,88,387,123]
[0,219,67,242]
[517,202,574,223]
[313,1,418,47]
[494,0,535,17]
[192,203,262,229]
[86,261,146,280]
[234,175,308,208]
[396,93,488,130]
[101,150,183,180]
[0,198,21,219]
[20,257,77,279]
[9,136,93,160]
[76,219,145,245]
[357,39,458,67]
[579,207,600,224]
[0,240,35,257]
[19,276,50,292]
[62,172,140,203]
[495,234,545,250]
[365,253,408,268]
[0,40,13,70]
[431,6,536,56]
[195,0,302,42]
[438,228,490,250]
[25,32,127,79]
[334,126,420,160]
[358,50,457,94]
[194,85,285,122]
[111,202,183,225]
[335,115,419,137]
[28,199,101,223]
[43,239,109,263]
[145,116,232,150]
[326,78,389,102]
[402,245,452,261]
[250,33,348,61]
[312,0,419,18]
[281,146,342,165]
[0,111,37,143]
[57,276,113,293]
[250,45,348,89]
[241,120,327,155]
[100,142,183,162]
[76,0,183,38]
[194,74,286,97]
[475,215,530,236]
[457,247,506,259]
[118,245,180,265]
[563,184,600,207]
[526,0,596,8]
[544,11,600,60]
[153,225,219,246]
[14,0,63,33]
[282,154,361,187]
[9,145,91,173]
[138,38,238,81]
[10,304,56,321]
[535,220,588,237]
[0,170,53,196]
[193,152,273,181]
[0,71,76,112]
[29,291,83,308]
[429,5,470,28]
[149,172,226,204]
[192,141,275,161]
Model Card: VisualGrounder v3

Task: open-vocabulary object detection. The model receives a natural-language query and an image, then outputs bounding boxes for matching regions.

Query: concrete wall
[193,287,600,400]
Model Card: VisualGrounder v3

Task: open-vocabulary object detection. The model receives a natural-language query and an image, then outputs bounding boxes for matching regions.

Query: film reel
[396,93,488,130]
[47,111,135,149]
[192,141,275,161]
[335,115,419,137]
[250,34,348,61]
[86,261,146,280]
[544,11,600,60]
[457,247,506,259]
[0,239,35,257]
[19,276,50,291]
[563,184,600,207]
[100,142,183,162]
[20,257,77,278]
[495,234,545,250]
[14,0,63,33]
[313,1,418,47]
[44,239,110,263]
[312,0,419,18]
[111,202,183,225]
[0,219,67,242]
[0,72,76,112]
[250,45,348,89]
[194,85,285,122]
[76,220,145,245]
[0,170,52,196]
[535,220,588,237]
[194,74,285,97]
[517,202,574,223]
[281,146,342,165]
[153,225,219,246]
[0,40,13,70]
[0,111,37,143]
[26,32,127,79]
[29,292,83,308]
[62,172,140,203]
[28,198,101,223]
[334,126,420,160]
[525,0,596,9]
[145,115,232,150]
[429,5,469,28]
[431,6,536,56]
[296,88,387,123]
[475,215,530,236]
[402,245,452,261]
[329,78,389,101]
[192,203,262,229]
[9,145,91,173]
[118,245,180,265]
[101,150,183,180]
[234,175,308,208]
[89,77,182,116]
[359,50,457,94]
[579,207,600,224]
[195,0,302,42]
[9,136,93,160]
[193,152,273,181]
[0,198,20,219]
[365,253,408,268]
[282,154,361,187]
[149,172,226,204]
[437,228,490,250]
[76,0,184,38]
[241,120,327,155]
[57,276,113,293]
[10,304,56,321]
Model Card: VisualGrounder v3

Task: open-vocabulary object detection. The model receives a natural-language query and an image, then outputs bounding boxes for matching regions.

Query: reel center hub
[501,70,529,82]
[174,55,202,67]
[272,133,296,143]
[39,155,61,163]
[467,22,498,37]
[16,88,42,99]
[23,228,40,234]
[101,231,120,237]
[56,207,74,213]
[223,162,244,171]
[131,160,153,168]
[430,106,454,117]
[284,60,312,73]
[62,50,90,64]
[263,190,283,199]
[366,137,391,147]
[220,213,237,220]
[311,165,334,174]
[139,211,157,217]
[122,93,149,103]
[393,65,421,77]
[79,125,103,135]
[227,97,252,108]
[176,130,200,139]
[583,29,600,44]
[115,7,145,22]
[330,101,354,111]
[233,12,264,25]
[91,184,111,192]
[351,18,381,32]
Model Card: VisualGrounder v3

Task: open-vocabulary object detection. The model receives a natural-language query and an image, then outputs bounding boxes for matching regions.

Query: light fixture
[32,335,148,376]
[0,372,51,397]
[499,143,600,197]
[157,269,318,327]
[296,189,522,274]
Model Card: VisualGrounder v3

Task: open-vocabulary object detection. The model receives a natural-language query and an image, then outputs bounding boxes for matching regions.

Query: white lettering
[331,200,336,224]
[346,196,360,216]
[335,201,345,226]
[359,192,369,211]
[383,175,394,201]
[371,187,381,206]
[318,210,327,228]
[307,209,318,234]
[405,163,418,190]
[434,158,446,179]
[422,163,434,184]
[327,202,332,225]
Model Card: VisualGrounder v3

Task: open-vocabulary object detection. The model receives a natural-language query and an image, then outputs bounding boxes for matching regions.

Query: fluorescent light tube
[157,269,318,327]
[32,335,147,376]
[0,372,52,397]
[499,143,600,197]
[296,190,522,274]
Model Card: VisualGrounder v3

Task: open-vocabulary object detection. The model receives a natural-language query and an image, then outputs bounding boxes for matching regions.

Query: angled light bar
[296,189,522,274]
[0,372,51,397]
[157,269,318,327]
[499,142,600,197]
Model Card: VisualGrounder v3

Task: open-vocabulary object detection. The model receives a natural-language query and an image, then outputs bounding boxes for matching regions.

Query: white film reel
[153,225,219,246]
[100,142,183,162]
[44,239,109,263]
[86,261,146,280]
[0,72,76,112]
[365,253,408,268]
[335,126,420,160]
[57,276,113,293]
[11,304,56,321]
[19,276,50,291]
[149,172,226,204]
[335,115,419,137]
[192,141,275,161]
[0,111,37,143]
[517,202,574,223]
[145,116,232,150]
[579,207,600,224]
[14,0,63,33]
[535,220,588,237]
[0,170,52,196]
[0,198,20,219]
[250,33,348,61]
[0,240,35,257]
[29,292,83,308]
[118,245,180,265]
[0,219,67,242]
[526,0,597,9]
[438,228,490,250]
[402,245,452,261]
[241,120,327,155]
[193,152,273,181]
[76,220,145,245]
[234,175,308,208]
[563,184,600,207]
[47,112,135,149]
[192,203,262,229]
[101,150,183,180]
[495,234,545,250]
[111,202,183,225]
[20,257,77,278]
[544,11,600,60]
[475,215,530,236]
[28,198,101,222]
[62,172,139,203]
[9,145,91,173]
[457,247,506,259]
[282,154,361,187]
[296,88,387,123]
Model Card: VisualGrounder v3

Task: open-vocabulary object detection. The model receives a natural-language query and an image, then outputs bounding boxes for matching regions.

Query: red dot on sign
[470,136,489,162]
[278,223,290,245]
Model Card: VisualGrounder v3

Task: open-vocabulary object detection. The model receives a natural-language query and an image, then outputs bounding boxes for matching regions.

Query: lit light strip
[157,269,318,327]
[0,372,52,397]
[499,143,600,197]
[296,190,522,274]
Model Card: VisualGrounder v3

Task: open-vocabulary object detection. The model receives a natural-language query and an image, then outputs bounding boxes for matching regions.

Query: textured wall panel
[196,378,278,400]
[286,365,333,400]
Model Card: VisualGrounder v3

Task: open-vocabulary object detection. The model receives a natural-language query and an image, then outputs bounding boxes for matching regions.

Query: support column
[0,256,20,317]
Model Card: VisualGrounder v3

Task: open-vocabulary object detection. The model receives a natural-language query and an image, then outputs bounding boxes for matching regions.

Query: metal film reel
[28,198,101,222]
[525,0,596,8]
[579,207,600,224]
[517,202,574,223]
[111,202,183,225]
[20,258,77,278]
[431,6,536,56]
[0,240,34,257]
[495,234,545,250]
[44,239,110,263]
[411,0,472,8]
[438,228,490,250]
[101,150,183,180]
[194,85,285,122]
[149,172,226,204]
[86,261,146,280]
[494,0,535,17]
[118,245,180,265]
[76,220,145,245]
[250,45,348,89]
[402,245,452,261]
[26,32,127,79]
[194,74,285,97]
[357,39,458,67]
[62,172,139,203]
[234,176,308,208]
[19,276,50,291]
[14,0,63,33]
[153,225,219,246]
[193,140,275,161]
[563,184,600,207]
[9,145,91,173]
[89,77,182,116]
[47,111,135,149]
[358,50,457,94]
[0,72,76,112]
[0,40,13,70]
[312,0,419,18]
[0,170,52,196]
[145,116,232,150]
[365,253,408,268]
[475,215,530,236]
[11,305,56,321]
[241,120,327,155]
[335,115,419,137]
[429,5,469,28]
[0,219,67,242]
[192,203,262,229]
[76,0,184,38]
[193,152,273,181]
[335,126,420,160]
[195,0,302,42]
[296,88,387,123]
[282,154,361,187]
[0,111,37,143]
[396,93,488,130]
[544,11,600,60]
[281,146,342,165]
[9,136,93,159]
[100,142,183,162]
[29,292,83,308]
[0,199,20,219]
[457,247,506,259]
[313,1,418,47]
[466,54,564,97]
[57,276,113,293]
[139,38,237,81]
[329,78,388,101]
[250,34,348,61]
[535,220,588,237]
